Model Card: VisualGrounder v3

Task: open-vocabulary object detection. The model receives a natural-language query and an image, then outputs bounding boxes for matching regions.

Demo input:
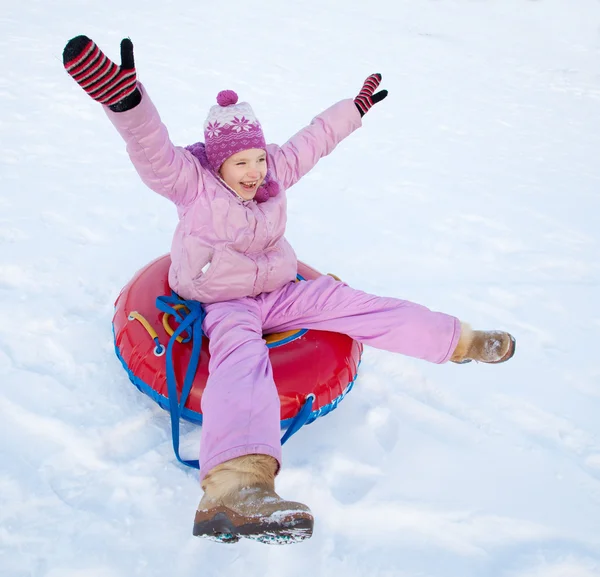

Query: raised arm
[63,35,202,207]
[267,74,388,191]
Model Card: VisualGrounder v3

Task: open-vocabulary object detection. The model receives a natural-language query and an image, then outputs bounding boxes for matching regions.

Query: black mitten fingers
[62,35,93,66]
[371,89,388,105]
[120,38,135,70]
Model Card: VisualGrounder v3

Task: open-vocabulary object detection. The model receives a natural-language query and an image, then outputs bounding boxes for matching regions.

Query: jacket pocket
[193,246,222,287]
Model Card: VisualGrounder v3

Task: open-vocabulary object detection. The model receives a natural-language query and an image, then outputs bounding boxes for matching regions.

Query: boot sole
[451,334,516,365]
[489,334,516,364]
[193,510,314,545]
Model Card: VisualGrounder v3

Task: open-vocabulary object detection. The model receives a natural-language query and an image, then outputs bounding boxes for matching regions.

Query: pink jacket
[105,85,362,304]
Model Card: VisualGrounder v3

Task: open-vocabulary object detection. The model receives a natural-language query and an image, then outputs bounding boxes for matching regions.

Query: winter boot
[193,454,314,545]
[450,323,516,364]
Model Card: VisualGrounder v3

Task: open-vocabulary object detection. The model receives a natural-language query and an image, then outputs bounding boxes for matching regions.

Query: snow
[2,0,600,575]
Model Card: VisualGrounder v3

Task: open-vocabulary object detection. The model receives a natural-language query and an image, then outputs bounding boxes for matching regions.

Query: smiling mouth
[240,181,258,191]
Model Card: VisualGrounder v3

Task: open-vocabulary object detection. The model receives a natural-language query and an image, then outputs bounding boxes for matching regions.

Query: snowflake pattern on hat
[205,121,222,138]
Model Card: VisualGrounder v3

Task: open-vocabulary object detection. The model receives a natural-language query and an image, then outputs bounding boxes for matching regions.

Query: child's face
[219,148,267,200]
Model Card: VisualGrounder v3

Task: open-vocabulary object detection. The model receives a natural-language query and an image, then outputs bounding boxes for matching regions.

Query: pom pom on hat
[216,90,238,107]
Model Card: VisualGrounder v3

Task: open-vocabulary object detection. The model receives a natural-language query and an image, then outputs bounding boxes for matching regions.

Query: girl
[63,36,516,545]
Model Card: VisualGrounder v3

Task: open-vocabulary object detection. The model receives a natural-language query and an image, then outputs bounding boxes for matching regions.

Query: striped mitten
[354,73,388,117]
[63,35,140,110]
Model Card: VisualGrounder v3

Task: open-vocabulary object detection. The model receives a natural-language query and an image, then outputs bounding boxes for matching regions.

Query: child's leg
[195,298,314,543]
[200,298,281,478]
[260,275,465,363]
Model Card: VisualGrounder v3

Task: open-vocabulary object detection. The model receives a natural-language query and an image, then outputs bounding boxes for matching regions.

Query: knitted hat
[204,90,267,172]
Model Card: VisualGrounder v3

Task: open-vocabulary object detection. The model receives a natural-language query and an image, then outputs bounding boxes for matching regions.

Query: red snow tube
[112,254,363,428]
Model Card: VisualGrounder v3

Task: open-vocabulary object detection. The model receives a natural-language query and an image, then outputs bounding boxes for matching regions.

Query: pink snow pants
[199,275,460,478]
